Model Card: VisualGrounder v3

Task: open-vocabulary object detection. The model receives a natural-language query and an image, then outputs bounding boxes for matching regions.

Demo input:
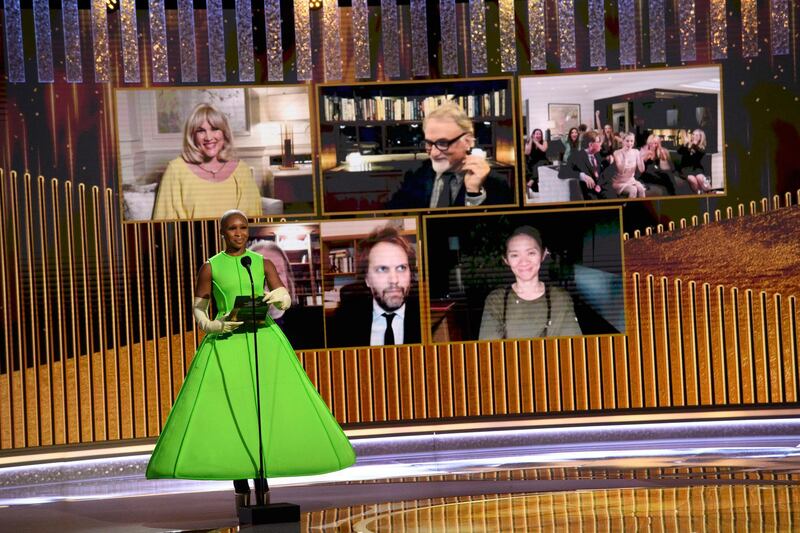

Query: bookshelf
[320,90,509,122]
[322,236,357,280]
[285,245,322,306]
[249,225,322,307]
[321,236,358,313]
[318,80,513,165]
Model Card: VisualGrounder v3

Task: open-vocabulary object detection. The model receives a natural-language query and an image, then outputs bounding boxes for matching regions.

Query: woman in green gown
[146,210,355,507]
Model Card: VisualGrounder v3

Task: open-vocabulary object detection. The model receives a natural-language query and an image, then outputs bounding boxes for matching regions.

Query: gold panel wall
[0,170,798,450]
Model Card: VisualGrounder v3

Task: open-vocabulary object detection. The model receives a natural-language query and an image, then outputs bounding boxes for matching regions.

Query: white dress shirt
[370,300,406,346]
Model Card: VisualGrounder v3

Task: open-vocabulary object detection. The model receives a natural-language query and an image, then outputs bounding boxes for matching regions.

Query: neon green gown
[146,249,355,480]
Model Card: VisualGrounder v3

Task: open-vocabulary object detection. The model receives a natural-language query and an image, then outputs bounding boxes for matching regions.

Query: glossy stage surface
[1,415,799,532]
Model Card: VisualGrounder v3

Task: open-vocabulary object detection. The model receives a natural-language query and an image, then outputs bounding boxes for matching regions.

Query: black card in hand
[228,296,269,324]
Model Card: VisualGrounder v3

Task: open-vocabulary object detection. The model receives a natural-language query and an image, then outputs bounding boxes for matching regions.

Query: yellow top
[152,158,263,220]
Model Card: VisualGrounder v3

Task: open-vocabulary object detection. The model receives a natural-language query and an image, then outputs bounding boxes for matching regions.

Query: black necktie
[436,173,453,207]
[383,312,396,345]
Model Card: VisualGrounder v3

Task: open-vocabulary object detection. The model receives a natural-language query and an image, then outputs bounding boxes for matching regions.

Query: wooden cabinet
[267,164,315,214]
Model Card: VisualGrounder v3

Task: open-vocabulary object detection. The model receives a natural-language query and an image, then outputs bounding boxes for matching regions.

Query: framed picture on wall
[154,88,250,135]
[666,108,679,127]
[611,101,631,132]
[547,103,580,137]
[695,106,712,128]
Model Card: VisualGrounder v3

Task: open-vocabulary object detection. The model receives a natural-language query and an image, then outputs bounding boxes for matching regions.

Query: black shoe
[235,490,251,511]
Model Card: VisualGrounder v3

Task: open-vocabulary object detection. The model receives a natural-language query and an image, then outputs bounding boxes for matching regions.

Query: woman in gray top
[479,226,581,340]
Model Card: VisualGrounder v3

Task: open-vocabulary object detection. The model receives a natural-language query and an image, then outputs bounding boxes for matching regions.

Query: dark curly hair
[356,224,416,280]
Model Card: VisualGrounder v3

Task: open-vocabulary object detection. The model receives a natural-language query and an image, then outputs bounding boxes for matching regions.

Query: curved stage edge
[0,410,798,532]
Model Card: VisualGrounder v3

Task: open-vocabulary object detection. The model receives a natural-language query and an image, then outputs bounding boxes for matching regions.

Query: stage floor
[1,415,799,532]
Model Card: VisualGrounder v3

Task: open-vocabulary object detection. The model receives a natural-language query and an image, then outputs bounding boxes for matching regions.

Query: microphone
[241,255,256,296]
[240,255,256,317]
[239,255,257,321]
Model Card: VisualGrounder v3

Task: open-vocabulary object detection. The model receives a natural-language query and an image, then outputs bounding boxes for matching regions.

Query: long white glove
[263,287,291,311]
[192,297,243,333]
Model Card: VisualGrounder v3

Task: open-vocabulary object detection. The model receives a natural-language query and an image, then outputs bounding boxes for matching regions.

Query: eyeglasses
[421,132,468,152]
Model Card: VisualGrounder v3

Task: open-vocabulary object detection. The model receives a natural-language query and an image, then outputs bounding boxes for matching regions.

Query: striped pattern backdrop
[1,1,792,84]
[0,170,798,450]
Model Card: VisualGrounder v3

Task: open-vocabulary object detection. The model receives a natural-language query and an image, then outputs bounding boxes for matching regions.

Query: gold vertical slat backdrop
[0,173,799,451]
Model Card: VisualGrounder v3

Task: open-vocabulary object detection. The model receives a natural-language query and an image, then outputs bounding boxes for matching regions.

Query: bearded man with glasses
[387,102,513,209]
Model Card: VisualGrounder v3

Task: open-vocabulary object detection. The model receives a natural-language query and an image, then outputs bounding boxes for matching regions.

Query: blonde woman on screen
[678,128,710,193]
[479,226,580,340]
[152,103,263,220]
[248,239,297,320]
[248,238,325,350]
[611,132,646,198]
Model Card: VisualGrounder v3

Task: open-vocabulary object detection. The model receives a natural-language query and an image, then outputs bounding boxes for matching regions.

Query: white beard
[431,158,451,175]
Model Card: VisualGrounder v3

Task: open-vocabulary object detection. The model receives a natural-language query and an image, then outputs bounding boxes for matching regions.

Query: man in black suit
[387,102,513,209]
[558,130,612,200]
[326,225,421,348]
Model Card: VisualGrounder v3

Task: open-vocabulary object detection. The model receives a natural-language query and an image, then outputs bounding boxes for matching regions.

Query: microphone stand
[240,256,268,506]
[238,255,300,525]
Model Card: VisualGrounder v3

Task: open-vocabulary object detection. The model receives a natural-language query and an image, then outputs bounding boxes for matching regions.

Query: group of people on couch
[526,110,712,200]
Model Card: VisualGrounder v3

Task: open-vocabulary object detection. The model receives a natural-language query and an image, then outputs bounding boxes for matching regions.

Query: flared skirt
[146,321,355,480]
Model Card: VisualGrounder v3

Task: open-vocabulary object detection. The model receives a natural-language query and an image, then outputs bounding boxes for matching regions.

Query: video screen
[317,78,518,215]
[115,85,315,222]
[247,222,324,351]
[320,217,423,349]
[520,65,724,205]
[424,208,625,343]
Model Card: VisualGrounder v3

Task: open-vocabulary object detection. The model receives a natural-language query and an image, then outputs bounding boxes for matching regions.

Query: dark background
[425,209,623,339]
